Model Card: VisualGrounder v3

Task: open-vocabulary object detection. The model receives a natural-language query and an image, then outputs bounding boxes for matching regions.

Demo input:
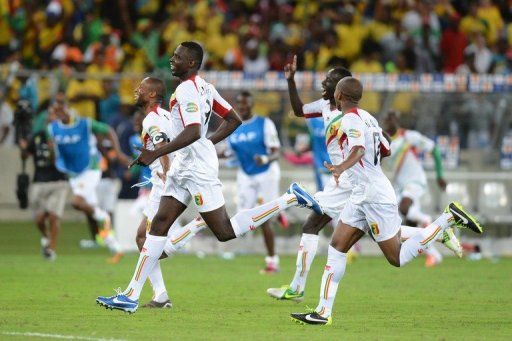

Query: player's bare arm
[285,55,304,117]
[208,109,242,145]
[155,139,170,182]
[132,124,201,167]
[254,146,280,166]
[324,146,365,184]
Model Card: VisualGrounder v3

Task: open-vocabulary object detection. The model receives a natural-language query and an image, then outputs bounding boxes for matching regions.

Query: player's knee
[135,234,145,251]
[35,214,46,226]
[215,232,233,242]
[149,214,169,236]
[399,200,411,216]
[387,256,401,267]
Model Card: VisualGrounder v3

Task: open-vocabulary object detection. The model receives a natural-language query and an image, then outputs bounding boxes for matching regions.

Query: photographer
[20,106,68,261]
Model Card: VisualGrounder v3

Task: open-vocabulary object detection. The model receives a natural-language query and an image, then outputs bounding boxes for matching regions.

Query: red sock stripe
[171,230,191,245]
[420,227,441,245]
[323,273,333,299]
[252,205,280,223]
[135,255,149,281]
[300,252,308,277]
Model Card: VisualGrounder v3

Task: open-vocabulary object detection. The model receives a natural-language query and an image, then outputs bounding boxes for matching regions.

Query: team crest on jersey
[325,115,342,145]
[370,223,380,236]
[348,129,361,138]
[194,193,203,206]
[186,102,199,112]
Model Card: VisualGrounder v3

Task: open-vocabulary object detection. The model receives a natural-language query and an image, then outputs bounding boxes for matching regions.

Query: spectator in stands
[477,0,504,45]
[402,1,441,60]
[490,38,512,74]
[66,62,103,119]
[440,17,468,73]
[464,32,493,73]
[460,3,487,42]
[98,80,121,125]
[243,39,269,77]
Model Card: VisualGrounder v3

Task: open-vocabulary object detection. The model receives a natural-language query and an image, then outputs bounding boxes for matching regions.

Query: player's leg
[43,181,68,261]
[291,219,365,325]
[135,218,172,308]
[268,212,331,301]
[378,202,483,267]
[96,195,187,313]
[200,181,322,242]
[35,211,48,244]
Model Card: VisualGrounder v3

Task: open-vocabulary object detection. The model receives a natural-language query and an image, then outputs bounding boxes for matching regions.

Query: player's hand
[284,55,297,80]
[129,147,157,168]
[324,161,343,185]
[437,178,447,191]
[254,154,269,165]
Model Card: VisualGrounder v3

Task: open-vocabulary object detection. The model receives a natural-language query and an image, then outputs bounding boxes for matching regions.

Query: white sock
[406,205,431,226]
[230,193,297,237]
[265,255,279,267]
[426,244,443,261]
[148,261,168,302]
[93,207,109,222]
[398,213,452,267]
[315,245,346,318]
[124,234,167,301]
[164,217,207,255]
[401,225,450,244]
[103,232,121,253]
[290,233,319,293]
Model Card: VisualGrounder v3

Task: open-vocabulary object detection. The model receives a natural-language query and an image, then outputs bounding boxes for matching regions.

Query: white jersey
[338,108,396,204]
[386,129,434,190]
[168,75,232,181]
[302,99,344,165]
[141,106,175,183]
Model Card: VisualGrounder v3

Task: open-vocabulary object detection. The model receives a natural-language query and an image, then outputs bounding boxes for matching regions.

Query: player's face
[236,95,252,120]
[383,113,399,134]
[322,70,340,100]
[134,80,148,106]
[53,101,69,123]
[170,45,189,77]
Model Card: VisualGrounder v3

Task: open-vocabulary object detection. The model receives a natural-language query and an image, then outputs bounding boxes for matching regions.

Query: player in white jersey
[97,42,323,313]
[290,77,484,326]
[383,110,450,266]
[268,57,462,302]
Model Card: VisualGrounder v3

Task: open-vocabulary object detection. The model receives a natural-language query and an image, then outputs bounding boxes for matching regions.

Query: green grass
[0,221,511,340]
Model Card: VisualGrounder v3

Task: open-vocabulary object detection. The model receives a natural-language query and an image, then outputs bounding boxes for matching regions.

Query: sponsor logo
[141,247,147,253]
[370,223,380,235]
[194,194,203,206]
[305,314,327,323]
[185,102,199,113]
[249,225,256,231]
[450,208,468,225]
[348,128,361,138]
[324,265,331,271]
[418,249,424,254]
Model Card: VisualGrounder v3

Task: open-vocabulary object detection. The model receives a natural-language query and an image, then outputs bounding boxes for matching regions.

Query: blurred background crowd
[1,0,512,199]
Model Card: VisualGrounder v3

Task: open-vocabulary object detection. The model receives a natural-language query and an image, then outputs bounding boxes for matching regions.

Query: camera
[13,99,33,144]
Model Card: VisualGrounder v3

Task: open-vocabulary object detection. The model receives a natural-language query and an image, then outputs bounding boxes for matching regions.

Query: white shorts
[163,170,225,213]
[143,180,165,221]
[97,178,121,213]
[69,169,101,206]
[237,164,280,210]
[314,177,352,219]
[319,173,332,191]
[340,201,402,243]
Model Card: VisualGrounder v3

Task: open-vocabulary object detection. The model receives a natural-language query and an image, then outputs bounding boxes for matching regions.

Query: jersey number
[373,132,381,166]
[205,99,213,126]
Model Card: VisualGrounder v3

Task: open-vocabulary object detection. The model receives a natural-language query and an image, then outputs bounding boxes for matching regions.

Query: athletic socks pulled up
[315,245,347,318]
[290,233,319,293]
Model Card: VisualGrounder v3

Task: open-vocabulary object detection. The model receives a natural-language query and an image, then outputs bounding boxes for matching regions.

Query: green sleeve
[432,146,444,179]
[91,119,110,135]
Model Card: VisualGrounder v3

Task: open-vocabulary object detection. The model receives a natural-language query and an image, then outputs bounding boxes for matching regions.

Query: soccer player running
[268,58,462,302]
[47,93,127,264]
[382,110,452,267]
[290,77,483,326]
[226,90,282,274]
[96,41,322,313]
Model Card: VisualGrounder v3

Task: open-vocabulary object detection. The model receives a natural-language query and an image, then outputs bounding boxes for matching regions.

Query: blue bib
[229,116,270,175]
[306,117,331,172]
[49,118,95,175]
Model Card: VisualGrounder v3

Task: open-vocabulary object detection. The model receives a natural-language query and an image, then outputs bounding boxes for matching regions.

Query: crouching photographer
[19,104,68,261]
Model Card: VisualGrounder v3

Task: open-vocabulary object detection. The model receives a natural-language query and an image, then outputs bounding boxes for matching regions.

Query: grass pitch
[0,221,511,340]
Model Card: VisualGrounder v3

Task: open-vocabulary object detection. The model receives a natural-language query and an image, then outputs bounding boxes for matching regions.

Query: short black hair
[180,41,204,70]
[239,90,252,98]
[331,67,352,80]
[145,77,166,102]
